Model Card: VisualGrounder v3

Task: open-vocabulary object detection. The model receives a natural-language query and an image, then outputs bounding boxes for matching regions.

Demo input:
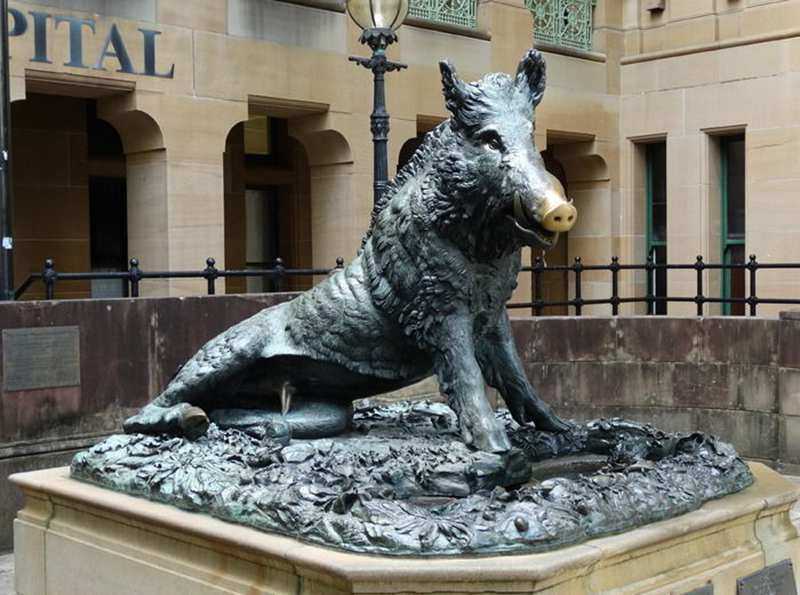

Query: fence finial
[128,258,142,298]
[204,258,218,295]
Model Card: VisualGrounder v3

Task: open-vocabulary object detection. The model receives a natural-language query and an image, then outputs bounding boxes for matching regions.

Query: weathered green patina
[122,50,577,454]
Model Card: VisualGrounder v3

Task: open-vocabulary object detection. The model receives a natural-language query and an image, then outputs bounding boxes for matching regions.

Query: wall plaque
[2,326,80,391]
[738,559,796,594]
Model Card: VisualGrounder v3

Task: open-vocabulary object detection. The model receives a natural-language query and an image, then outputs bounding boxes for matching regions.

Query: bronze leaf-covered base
[70,400,754,556]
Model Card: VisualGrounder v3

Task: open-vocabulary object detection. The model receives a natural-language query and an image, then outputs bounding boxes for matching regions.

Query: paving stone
[0,552,14,595]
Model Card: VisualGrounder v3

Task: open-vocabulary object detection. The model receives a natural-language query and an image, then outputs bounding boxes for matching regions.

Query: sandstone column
[290,113,368,269]
[100,92,247,296]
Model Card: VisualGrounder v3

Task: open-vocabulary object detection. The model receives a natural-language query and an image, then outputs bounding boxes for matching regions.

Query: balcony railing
[527,0,595,52]
[408,0,477,29]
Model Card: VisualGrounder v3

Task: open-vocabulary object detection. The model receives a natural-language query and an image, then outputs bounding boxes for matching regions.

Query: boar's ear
[439,60,470,119]
[515,49,546,108]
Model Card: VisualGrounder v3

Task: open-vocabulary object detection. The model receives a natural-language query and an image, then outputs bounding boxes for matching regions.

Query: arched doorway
[11,93,128,299]
[224,116,312,294]
[397,116,445,173]
[539,149,569,315]
[398,134,425,173]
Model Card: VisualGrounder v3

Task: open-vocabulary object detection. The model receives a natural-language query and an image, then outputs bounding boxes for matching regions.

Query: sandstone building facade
[4,0,799,316]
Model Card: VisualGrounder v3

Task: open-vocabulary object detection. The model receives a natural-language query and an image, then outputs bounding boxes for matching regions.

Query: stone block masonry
[513,314,800,471]
[0,293,294,552]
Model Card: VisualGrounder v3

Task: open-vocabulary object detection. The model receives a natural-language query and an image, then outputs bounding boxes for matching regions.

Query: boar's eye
[478,129,505,152]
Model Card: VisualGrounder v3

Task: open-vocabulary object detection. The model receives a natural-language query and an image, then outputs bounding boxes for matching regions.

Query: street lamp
[346,0,408,207]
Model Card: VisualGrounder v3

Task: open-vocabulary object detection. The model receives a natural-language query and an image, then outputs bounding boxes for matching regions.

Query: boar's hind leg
[431,316,511,453]
[476,314,569,433]
[124,313,265,439]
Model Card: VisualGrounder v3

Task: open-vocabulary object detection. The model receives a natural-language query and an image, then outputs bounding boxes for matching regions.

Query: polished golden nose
[541,200,577,233]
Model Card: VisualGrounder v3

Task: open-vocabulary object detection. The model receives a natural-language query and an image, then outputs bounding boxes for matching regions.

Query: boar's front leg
[476,313,569,432]
[431,315,511,453]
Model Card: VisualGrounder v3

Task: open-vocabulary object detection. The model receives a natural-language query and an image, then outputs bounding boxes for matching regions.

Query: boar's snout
[532,172,576,233]
[539,195,577,233]
[507,146,578,248]
[513,170,578,245]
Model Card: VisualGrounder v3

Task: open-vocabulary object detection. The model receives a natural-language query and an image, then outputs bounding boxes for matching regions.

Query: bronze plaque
[738,559,796,595]
[2,326,80,391]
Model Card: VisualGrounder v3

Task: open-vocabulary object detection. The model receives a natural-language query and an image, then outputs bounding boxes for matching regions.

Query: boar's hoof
[180,406,210,440]
[123,402,209,440]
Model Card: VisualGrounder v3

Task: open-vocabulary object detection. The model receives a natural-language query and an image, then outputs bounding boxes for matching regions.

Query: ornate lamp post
[346,0,408,206]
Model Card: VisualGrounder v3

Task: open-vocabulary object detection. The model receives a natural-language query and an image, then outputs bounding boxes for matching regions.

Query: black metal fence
[507,254,800,316]
[13,257,345,301]
[13,254,800,317]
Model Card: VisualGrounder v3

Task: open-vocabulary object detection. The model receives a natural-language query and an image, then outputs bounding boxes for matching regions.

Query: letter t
[55,15,95,68]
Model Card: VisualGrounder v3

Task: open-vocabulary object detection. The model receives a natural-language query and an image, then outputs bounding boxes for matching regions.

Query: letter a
[94,24,135,73]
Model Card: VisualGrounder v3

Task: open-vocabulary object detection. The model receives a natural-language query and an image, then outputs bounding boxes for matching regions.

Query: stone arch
[291,128,352,167]
[545,138,612,314]
[97,109,165,155]
[288,122,359,268]
[394,115,445,174]
[397,136,423,173]
[94,97,170,294]
[537,149,571,315]
[7,90,141,298]
[223,117,314,293]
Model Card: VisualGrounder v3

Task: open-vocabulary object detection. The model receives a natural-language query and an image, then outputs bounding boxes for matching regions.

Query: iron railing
[508,255,800,316]
[13,257,345,301]
[527,0,595,52]
[14,254,800,318]
[408,0,478,29]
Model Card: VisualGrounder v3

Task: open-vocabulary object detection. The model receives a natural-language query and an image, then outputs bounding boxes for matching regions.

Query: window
[528,0,595,52]
[721,134,745,316]
[646,142,667,315]
[408,0,477,29]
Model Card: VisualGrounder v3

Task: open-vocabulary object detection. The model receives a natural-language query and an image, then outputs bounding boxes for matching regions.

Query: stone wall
[514,315,799,470]
[0,293,293,552]
[5,0,620,302]
[623,0,800,56]
[1,294,799,551]
[620,0,800,317]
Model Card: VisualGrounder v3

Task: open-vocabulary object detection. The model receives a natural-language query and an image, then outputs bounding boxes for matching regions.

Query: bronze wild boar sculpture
[124,49,578,453]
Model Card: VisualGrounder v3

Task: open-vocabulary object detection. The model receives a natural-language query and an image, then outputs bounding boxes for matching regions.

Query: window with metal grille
[527,0,595,52]
[408,0,477,29]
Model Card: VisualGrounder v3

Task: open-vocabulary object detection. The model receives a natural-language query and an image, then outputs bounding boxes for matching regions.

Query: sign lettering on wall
[7,7,175,79]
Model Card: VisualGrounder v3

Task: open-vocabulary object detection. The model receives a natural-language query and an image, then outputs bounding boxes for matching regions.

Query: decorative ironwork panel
[527,0,595,51]
[409,0,477,29]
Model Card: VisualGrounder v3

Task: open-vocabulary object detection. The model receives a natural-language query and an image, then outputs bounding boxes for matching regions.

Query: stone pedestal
[10,463,800,594]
